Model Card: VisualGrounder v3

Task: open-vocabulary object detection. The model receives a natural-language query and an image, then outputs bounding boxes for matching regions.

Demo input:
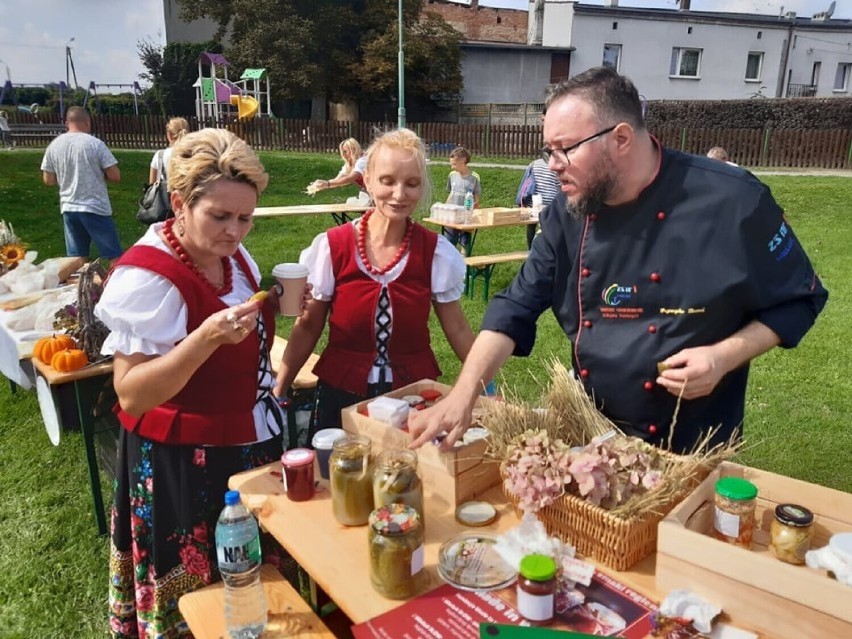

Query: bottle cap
[369,503,420,536]
[224,490,240,506]
[775,503,814,527]
[715,476,758,501]
[519,554,557,581]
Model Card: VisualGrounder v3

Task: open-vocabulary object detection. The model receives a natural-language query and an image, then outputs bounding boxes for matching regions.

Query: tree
[173,0,462,108]
[138,39,223,116]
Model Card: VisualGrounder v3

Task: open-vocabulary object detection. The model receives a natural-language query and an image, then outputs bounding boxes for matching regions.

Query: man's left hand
[656,346,725,399]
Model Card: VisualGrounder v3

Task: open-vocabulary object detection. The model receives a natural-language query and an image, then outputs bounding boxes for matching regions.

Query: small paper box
[366,396,409,429]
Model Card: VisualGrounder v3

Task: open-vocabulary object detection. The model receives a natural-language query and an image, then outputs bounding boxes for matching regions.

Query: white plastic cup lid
[312,428,347,450]
[272,263,309,279]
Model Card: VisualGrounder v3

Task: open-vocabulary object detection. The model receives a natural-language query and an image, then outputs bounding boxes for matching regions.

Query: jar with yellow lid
[770,503,814,565]
[712,476,757,548]
[368,504,425,599]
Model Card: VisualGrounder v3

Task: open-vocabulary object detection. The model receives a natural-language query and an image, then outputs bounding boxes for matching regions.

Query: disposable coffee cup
[311,428,347,480]
[272,263,309,316]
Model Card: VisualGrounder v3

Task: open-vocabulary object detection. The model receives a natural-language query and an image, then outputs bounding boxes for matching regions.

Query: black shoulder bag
[136,151,172,225]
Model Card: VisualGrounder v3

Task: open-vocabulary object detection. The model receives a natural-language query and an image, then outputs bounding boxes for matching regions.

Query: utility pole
[65,37,78,91]
[397,0,406,128]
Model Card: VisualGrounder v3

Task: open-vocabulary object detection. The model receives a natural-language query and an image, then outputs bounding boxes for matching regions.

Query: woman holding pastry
[276,128,475,432]
[95,128,295,637]
[307,137,370,202]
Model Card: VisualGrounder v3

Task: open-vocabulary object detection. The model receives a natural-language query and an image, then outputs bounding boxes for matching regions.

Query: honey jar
[516,554,557,625]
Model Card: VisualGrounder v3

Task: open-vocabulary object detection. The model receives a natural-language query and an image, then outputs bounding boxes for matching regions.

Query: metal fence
[8,112,851,169]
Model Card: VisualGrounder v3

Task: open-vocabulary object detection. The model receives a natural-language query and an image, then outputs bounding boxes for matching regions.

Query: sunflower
[0,242,27,268]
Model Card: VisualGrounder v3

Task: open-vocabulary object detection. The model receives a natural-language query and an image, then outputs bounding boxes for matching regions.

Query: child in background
[444,146,481,255]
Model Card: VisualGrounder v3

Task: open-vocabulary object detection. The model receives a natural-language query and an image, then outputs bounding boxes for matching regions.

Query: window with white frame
[602,44,622,71]
[833,63,851,92]
[670,48,702,78]
[745,52,764,81]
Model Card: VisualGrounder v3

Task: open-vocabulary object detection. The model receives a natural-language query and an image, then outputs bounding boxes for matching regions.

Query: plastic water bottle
[215,490,267,639]
[463,190,474,211]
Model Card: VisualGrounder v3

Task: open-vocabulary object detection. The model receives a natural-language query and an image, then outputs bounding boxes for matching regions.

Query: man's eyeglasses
[540,124,618,164]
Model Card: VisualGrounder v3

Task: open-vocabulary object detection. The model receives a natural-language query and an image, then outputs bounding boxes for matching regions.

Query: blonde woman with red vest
[95,128,300,637]
[275,128,476,433]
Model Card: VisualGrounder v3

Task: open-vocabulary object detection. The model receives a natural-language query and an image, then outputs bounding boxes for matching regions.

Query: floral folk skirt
[108,428,283,638]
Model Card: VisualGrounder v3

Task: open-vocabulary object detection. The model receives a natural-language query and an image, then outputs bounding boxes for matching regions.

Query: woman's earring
[177,218,186,237]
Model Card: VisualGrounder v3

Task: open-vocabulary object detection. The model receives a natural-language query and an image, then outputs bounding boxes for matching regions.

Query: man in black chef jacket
[409,67,828,454]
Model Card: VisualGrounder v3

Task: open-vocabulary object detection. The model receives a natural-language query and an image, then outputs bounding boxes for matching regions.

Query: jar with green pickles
[368,504,425,599]
[372,449,424,525]
[330,435,374,526]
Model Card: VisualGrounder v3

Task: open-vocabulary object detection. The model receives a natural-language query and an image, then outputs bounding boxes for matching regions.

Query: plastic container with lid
[312,428,347,480]
[712,476,758,548]
[368,504,425,599]
[281,448,316,502]
[372,449,424,525]
[770,503,814,565]
[516,554,558,625]
[329,434,374,526]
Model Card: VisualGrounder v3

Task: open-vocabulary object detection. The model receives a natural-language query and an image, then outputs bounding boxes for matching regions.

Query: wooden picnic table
[421,207,537,256]
[254,202,371,225]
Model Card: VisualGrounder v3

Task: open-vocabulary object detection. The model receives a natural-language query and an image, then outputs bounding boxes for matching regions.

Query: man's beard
[566,154,617,220]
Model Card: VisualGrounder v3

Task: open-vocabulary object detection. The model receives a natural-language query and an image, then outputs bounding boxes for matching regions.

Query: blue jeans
[63,211,123,259]
[441,227,472,255]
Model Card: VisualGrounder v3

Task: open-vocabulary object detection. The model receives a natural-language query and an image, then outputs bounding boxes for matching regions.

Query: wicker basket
[501,457,712,572]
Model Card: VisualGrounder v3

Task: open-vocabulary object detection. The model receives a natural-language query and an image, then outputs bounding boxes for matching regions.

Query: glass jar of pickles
[329,435,374,526]
[372,449,424,524]
[712,476,758,548]
[368,504,425,599]
[770,503,814,565]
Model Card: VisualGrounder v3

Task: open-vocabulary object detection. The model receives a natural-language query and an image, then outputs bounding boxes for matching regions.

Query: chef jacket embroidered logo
[600,284,644,319]
[602,284,637,306]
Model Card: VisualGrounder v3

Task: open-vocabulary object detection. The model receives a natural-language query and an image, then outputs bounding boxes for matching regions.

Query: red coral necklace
[356,209,414,275]
[162,218,233,296]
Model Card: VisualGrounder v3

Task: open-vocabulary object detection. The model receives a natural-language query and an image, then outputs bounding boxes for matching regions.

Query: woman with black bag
[137,118,189,225]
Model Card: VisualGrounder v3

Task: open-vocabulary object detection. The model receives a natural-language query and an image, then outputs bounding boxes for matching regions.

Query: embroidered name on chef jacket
[769,221,795,262]
[600,283,644,319]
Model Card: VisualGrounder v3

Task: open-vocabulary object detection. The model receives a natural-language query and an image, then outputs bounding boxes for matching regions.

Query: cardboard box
[472,208,523,225]
[656,462,852,639]
[340,380,501,510]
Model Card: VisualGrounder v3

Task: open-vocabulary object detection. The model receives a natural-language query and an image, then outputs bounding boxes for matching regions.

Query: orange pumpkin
[33,334,76,364]
[50,348,89,372]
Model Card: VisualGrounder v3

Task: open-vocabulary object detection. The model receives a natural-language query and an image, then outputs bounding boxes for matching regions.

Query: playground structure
[83,81,143,115]
[1,80,144,118]
[193,52,272,121]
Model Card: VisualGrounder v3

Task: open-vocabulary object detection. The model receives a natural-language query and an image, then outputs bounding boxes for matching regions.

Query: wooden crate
[339,380,501,510]
[472,207,523,224]
[656,462,852,639]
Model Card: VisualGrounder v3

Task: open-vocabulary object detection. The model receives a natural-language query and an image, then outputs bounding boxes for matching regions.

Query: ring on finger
[232,321,245,334]
[225,311,237,323]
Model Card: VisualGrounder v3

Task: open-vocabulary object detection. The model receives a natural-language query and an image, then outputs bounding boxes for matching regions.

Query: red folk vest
[312,221,441,395]
[110,245,274,445]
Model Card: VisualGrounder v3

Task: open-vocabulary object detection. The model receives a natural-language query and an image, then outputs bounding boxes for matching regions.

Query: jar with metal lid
[712,476,758,548]
[281,448,316,502]
[372,449,424,524]
[770,503,814,565]
[516,554,557,625]
[329,435,374,526]
[368,504,425,599]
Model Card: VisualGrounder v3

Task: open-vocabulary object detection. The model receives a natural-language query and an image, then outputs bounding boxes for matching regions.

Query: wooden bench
[9,122,66,146]
[464,250,529,300]
[178,564,336,638]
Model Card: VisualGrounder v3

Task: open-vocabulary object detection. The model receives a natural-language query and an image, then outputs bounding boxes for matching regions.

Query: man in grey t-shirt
[41,106,123,260]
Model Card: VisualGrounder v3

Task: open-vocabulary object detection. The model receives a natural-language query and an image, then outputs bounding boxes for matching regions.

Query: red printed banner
[353,571,656,639]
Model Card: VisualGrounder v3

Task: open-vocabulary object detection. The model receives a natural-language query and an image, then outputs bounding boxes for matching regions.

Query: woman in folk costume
[275,127,476,431]
[96,128,299,637]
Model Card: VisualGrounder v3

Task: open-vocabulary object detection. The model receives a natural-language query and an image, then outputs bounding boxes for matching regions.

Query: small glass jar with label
[770,503,814,565]
[712,476,758,548]
[368,504,425,599]
[372,449,424,524]
[329,435,374,526]
[516,554,557,625]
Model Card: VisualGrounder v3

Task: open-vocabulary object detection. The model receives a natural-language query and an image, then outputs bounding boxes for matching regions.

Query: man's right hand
[408,388,476,452]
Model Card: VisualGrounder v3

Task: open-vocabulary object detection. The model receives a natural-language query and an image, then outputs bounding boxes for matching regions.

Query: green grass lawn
[0,148,849,637]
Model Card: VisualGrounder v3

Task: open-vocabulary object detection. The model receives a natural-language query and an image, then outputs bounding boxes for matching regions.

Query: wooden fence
[8,113,852,169]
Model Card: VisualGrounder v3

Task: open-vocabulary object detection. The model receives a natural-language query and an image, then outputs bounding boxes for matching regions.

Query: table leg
[8,378,17,394]
[74,377,109,536]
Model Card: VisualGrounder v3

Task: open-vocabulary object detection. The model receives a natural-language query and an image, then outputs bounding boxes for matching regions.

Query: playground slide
[230,94,259,120]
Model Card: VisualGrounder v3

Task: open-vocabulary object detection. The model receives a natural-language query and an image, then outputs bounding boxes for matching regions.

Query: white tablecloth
[0,311,49,390]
